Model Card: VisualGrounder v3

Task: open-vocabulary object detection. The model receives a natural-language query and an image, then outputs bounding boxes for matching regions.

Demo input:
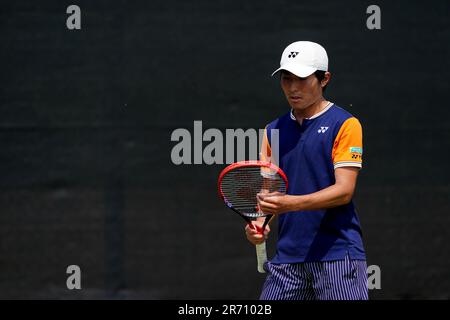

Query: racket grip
[255,241,267,273]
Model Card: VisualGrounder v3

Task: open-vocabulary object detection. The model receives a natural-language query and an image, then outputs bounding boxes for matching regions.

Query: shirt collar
[290,102,333,122]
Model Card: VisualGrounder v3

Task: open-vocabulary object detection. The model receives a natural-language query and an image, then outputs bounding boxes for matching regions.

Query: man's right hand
[245,220,270,245]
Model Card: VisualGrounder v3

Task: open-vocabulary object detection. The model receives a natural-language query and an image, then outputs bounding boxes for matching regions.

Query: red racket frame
[218,160,288,233]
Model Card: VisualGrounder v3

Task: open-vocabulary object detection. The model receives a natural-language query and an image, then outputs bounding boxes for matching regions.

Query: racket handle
[255,241,267,273]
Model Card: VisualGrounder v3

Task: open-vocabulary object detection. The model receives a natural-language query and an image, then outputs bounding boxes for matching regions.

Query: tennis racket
[218,160,288,273]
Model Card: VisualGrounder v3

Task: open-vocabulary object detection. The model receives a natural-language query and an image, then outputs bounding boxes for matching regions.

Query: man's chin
[290,104,308,112]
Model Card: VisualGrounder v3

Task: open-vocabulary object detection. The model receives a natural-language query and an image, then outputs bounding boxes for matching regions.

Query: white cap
[271,41,328,77]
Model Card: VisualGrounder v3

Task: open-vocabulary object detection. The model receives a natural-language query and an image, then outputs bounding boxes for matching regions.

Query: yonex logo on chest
[317,126,329,133]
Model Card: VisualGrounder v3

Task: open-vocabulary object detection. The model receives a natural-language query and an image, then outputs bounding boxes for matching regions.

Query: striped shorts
[260,254,368,300]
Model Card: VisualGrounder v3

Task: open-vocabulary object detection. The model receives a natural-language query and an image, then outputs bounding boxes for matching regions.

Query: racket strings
[220,167,287,217]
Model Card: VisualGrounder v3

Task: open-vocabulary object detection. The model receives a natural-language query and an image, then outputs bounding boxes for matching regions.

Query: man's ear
[322,71,331,87]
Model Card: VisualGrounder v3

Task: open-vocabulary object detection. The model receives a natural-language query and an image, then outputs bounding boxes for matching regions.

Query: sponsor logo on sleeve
[350,147,363,160]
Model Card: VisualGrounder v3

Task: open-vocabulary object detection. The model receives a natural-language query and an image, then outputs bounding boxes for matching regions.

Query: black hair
[280,69,328,93]
[314,70,328,93]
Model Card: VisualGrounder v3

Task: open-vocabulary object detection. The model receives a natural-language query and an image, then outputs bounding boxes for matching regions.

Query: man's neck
[293,98,329,121]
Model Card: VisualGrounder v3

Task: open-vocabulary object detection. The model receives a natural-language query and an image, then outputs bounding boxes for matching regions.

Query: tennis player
[245,41,368,300]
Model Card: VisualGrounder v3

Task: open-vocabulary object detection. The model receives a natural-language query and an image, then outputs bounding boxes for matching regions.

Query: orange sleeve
[332,117,363,169]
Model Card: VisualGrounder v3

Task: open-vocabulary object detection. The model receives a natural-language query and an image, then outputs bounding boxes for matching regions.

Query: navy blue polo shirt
[262,103,366,263]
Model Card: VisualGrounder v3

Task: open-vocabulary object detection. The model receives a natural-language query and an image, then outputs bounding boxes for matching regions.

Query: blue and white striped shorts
[260,254,368,300]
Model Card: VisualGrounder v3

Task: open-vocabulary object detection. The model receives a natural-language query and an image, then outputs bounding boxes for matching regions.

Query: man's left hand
[257,192,298,215]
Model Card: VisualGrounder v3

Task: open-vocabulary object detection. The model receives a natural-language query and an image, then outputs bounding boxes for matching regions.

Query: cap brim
[271,64,317,78]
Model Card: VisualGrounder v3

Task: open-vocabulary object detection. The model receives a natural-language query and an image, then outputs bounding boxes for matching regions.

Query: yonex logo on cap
[288,51,299,58]
[318,126,329,133]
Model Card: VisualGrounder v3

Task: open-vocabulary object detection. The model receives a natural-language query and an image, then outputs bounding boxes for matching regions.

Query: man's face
[280,71,324,111]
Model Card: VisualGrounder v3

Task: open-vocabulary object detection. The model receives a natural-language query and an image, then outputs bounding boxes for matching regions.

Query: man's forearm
[256,168,359,215]
[291,183,353,211]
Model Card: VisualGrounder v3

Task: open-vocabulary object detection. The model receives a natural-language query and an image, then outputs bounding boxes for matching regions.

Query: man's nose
[289,79,302,91]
